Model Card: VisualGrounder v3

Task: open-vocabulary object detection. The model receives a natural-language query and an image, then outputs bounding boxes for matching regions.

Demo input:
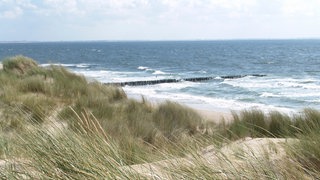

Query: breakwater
[106,74,266,86]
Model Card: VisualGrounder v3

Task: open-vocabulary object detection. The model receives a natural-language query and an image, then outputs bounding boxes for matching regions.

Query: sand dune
[125,138,295,179]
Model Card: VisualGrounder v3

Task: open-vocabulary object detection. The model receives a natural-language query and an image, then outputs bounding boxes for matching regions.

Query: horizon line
[1,37,320,43]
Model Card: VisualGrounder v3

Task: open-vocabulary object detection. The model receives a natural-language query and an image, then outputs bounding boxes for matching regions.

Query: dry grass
[0,56,320,178]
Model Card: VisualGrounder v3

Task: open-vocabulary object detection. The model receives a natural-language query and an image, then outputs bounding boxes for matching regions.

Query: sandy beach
[196,108,233,123]
[126,93,234,124]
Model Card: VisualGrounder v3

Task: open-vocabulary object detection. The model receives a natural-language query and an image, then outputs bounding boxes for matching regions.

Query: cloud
[35,0,150,16]
[1,0,320,41]
[0,6,22,18]
[0,0,258,21]
[0,0,37,19]
[281,0,320,17]
[2,0,318,22]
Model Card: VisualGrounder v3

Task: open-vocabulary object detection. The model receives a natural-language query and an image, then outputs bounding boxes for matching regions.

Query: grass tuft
[227,109,269,139]
[268,111,293,137]
[2,55,38,75]
[153,101,204,139]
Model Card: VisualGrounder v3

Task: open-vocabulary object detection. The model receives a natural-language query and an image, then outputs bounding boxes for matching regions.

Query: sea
[1,40,320,114]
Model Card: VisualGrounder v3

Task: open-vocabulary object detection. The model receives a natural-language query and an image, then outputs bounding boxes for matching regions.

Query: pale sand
[0,63,3,70]
[125,138,297,179]
[195,108,233,124]
[127,94,234,124]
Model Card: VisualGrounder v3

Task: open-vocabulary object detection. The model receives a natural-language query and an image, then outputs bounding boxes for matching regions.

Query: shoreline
[124,92,303,124]
[126,93,234,123]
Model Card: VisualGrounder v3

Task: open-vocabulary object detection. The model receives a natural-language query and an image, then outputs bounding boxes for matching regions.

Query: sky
[1,0,320,41]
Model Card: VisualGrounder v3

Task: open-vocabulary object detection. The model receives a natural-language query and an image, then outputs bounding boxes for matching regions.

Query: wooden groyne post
[105,74,266,87]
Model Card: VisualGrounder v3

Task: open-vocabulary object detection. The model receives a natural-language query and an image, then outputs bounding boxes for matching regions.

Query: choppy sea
[1,40,320,113]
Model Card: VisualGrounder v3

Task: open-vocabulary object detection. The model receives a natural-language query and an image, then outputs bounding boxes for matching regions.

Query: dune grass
[2,55,38,75]
[0,56,207,165]
[0,56,320,178]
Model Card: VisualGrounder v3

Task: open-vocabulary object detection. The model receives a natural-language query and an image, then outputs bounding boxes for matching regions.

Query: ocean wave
[222,76,320,90]
[75,69,169,84]
[123,85,295,114]
[76,64,91,68]
[275,92,320,98]
[90,48,102,52]
[306,99,320,103]
[41,63,92,68]
[156,81,199,89]
[198,70,207,74]
[124,79,294,113]
[260,92,280,98]
[41,63,76,67]
[137,66,148,70]
[137,66,167,75]
[62,67,319,112]
[153,70,166,75]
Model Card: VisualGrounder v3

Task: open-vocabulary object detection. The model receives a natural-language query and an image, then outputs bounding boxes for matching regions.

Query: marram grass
[0,56,320,179]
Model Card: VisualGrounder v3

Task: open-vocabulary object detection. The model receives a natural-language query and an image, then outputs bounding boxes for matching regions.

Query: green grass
[153,101,204,138]
[1,56,320,178]
[18,75,47,94]
[2,55,38,75]
[226,109,270,139]
[268,111,293,137]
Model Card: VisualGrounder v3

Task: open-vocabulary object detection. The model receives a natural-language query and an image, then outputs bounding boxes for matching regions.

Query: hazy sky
[1,0,320,41]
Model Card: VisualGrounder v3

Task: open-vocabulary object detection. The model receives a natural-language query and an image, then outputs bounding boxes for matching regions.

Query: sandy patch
[126,138,296,179]
[127,95,233,124]
[196,109,233,124]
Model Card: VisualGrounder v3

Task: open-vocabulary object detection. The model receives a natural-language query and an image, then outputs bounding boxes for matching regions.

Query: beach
[196,108,233,123]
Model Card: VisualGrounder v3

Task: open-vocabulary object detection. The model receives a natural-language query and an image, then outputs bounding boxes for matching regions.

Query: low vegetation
[0,56,319,179]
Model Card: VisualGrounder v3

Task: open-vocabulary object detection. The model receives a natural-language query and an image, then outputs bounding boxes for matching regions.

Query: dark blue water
[1,40,320,113]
